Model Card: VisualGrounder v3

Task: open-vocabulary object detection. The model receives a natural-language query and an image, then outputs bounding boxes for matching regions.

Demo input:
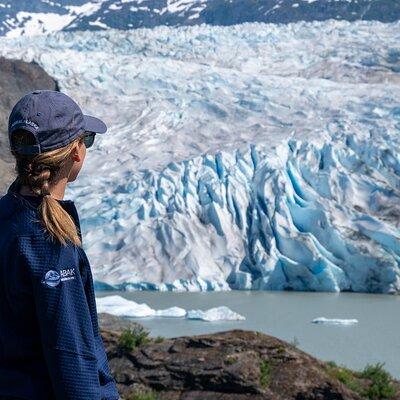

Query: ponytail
[10,129,83,247]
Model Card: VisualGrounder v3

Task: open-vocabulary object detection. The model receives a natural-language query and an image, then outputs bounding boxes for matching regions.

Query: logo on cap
[10,119,39,130]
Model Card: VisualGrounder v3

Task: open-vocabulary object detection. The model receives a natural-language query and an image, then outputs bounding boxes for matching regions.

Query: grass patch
[118,326,151,352]
[324,361,396,400]
[153,335,165,343]
[259,359,272,387]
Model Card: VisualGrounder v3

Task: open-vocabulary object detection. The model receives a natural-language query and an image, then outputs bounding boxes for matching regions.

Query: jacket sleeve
[16,234,102,400]
[77,246,120,400]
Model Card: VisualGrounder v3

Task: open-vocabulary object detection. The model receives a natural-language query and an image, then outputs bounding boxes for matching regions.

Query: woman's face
[67,139,86,182]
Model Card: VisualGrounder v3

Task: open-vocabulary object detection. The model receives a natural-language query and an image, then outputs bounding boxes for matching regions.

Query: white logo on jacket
[42,270,61,287]
[41,268,76,287]
[60,268,76,281]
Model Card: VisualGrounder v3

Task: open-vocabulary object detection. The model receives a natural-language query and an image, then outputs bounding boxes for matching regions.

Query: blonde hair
[10,129,84,247]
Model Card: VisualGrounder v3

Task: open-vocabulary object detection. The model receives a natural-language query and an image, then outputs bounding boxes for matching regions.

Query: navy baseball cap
[8,89,107,155]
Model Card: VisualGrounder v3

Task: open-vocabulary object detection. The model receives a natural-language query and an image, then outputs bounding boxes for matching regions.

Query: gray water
[96,290,400,379]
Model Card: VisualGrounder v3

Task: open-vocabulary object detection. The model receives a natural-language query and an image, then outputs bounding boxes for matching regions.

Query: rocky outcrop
[0,56,59,195]
[98,312,400,400]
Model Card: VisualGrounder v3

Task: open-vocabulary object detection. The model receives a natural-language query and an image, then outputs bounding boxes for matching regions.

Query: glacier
[0,20,399,293]
[95,295,245,321]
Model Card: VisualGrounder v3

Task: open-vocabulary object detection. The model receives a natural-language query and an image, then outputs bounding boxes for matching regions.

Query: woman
[0,90,119,399]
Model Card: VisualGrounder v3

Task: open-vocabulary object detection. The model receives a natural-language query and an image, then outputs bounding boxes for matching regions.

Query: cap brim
[83,114,107,134]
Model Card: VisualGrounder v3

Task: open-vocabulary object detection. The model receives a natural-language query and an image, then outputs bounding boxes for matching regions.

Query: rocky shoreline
[98,313,400,400]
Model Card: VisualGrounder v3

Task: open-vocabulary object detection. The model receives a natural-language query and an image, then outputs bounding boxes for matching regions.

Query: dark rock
[0,56,59,195]
[98,312,399,400]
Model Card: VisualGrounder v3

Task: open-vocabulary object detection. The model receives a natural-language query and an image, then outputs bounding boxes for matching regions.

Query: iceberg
[187,306,246,321]
[1,20,399,293]
[96,295,187,318]
[95,295,244,321]
[312,317,359,325]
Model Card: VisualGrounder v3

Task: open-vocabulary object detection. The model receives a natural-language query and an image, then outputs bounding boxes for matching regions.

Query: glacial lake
[95,290,400,379]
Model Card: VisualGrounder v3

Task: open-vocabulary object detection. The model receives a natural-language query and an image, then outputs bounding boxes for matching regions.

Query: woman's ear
[71,144,81,162]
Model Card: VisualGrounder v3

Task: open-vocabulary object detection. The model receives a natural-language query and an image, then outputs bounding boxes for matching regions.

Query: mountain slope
[1,0,399,38]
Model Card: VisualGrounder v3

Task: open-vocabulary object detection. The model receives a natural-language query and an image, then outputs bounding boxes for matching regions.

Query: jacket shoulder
[0,192,46,238]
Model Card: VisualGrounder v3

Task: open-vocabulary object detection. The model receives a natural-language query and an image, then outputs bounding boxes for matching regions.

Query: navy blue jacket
[0,178,119,400]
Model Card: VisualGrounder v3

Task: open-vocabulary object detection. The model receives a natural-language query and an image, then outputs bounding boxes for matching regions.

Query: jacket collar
[6,177,82,243]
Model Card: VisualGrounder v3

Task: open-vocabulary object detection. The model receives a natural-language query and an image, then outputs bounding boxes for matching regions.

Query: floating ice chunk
[312,317,358,325]
[96,295,243,321]
[96,295,156,317]
[95,294,184,318]
[154,306,187,317]
[186,306,246,321]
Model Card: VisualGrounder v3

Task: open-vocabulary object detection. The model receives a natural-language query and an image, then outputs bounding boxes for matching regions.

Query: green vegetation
[324,361,363,393]
[276,345,286,354]
[118,326,151,352]
[324,360,396,400]
[259,359,272,387]
[153,335,165,343]
[225,354,238,365]
[128,390,158,400]
[359,362,396,400]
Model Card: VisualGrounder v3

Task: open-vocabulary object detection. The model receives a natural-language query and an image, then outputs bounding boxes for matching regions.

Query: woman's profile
[0,90,119,399]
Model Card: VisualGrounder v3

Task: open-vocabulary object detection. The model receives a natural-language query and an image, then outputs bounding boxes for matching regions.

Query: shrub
[153,335,165,343]
[359,362,396,400]
[324,360,396,400]
[118,326,151,352]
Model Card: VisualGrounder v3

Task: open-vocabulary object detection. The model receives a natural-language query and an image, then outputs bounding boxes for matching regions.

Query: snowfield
[1,19,399,292]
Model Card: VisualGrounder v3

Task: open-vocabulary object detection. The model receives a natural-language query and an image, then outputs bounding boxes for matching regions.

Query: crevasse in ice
[89,133,400,293]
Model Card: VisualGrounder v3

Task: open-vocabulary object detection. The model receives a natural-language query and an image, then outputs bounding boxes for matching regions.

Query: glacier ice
[95,295,244,321]
[0,20,399,293]
[312,317,359,325]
